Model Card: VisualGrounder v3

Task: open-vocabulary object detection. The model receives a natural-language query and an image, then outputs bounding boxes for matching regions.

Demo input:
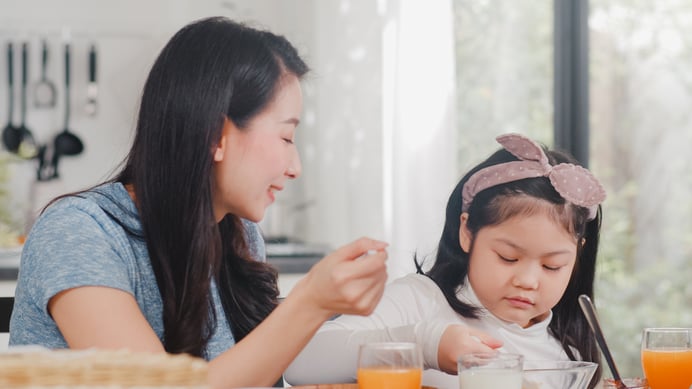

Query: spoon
[578,294,629,389]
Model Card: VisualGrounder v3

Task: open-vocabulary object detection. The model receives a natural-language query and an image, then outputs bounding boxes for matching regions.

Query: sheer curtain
[295,0,457,279]
[382,0,457,278]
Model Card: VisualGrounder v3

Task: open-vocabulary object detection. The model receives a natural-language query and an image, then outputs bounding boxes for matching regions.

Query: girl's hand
[291,237,388,319]
[437,324,503,374]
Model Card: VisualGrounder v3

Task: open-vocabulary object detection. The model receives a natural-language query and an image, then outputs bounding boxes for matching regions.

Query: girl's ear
[459,213,472,253]
[214,118,233,162]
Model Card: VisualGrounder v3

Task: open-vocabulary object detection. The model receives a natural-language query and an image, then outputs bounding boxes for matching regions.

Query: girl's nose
[512,264,540,290]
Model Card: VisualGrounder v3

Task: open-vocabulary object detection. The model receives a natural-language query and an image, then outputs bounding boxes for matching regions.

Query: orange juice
[357,367,422,389]
[641,349,692,389]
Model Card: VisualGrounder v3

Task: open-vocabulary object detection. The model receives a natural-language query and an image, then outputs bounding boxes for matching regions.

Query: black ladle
[578,295,630,389]
[2,42,21,153]
[48,43,83,180]
[16,42,38,159]
[54,42,83,157]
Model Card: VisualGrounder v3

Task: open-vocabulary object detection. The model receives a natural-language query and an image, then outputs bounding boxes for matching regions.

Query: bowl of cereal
[522,360,598,389]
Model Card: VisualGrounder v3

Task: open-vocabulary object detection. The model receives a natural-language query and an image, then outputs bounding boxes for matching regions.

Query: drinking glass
[357,342,423,389]
[641,327,692,389]
[457,352,523,389]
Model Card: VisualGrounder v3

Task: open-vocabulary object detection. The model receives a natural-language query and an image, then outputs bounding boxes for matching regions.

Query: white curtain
[382,0,458,278]
[279,0,457,280]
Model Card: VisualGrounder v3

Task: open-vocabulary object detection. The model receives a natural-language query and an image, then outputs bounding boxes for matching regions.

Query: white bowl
[522,360,598,389]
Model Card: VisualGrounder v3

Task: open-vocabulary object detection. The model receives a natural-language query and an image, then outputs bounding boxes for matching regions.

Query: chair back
[0,297,14,333]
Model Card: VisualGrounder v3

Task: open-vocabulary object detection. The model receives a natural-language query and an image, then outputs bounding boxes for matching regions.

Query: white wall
[0,0,300,229]
[0,0,457,278]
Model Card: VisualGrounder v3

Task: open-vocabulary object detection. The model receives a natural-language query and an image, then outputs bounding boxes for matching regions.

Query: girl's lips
[506,296,534,308]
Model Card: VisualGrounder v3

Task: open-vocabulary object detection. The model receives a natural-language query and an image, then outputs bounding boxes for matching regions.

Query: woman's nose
[286,152,302,179]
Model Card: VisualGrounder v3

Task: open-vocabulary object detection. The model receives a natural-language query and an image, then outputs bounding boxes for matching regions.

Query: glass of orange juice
[357,342,422,389]
[641,327,692,389]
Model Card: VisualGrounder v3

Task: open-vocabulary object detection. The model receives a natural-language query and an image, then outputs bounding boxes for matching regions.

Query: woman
[9,17,388,389]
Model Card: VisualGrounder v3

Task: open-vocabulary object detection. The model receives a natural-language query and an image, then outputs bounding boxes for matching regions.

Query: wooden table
[290,385,436,389]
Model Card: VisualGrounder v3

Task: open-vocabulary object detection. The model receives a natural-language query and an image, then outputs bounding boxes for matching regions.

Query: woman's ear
[214,118,233,162]
[459,213,472,253]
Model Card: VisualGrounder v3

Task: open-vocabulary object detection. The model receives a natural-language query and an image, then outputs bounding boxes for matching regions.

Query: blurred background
[0,0,690,378]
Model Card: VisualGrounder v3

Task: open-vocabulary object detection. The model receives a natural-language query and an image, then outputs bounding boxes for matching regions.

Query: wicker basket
[0,348,209,388]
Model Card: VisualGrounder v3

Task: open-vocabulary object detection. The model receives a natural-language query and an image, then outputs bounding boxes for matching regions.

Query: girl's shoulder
[386,273,447,303]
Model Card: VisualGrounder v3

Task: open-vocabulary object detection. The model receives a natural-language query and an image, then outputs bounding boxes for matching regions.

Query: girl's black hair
[110,17,309,357]
[416,145,602,387]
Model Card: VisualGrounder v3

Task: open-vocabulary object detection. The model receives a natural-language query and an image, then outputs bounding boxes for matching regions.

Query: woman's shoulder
[38,182,139,231]
[24,182,142,261]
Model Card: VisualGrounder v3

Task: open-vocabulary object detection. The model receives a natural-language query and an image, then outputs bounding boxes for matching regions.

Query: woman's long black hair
[114,17,309,357]
[417,145,602,387]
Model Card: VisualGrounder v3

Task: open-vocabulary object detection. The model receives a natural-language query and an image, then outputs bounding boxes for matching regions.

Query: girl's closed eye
[498,254,518,263]
[283,138,294,144]
[543,264,562,271]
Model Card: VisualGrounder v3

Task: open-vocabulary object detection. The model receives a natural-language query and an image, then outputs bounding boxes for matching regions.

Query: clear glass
[522,360,598,389]
[640,328,692,389]
[458,352,523,389]
[357,342,422,389]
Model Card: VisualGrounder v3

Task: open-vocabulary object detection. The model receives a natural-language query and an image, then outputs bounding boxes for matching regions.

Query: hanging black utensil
[85,44,97,116]
[49,43,83,179]
[2,42,21,153]
[54,42,83,157]
[16,42,38,159]
[33,39,57,108]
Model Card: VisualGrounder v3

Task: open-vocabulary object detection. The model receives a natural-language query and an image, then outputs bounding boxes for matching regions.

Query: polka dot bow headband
[461,133,607,220]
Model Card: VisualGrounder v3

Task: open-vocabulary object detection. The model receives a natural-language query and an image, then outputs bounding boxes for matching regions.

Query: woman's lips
[268,185,283,203]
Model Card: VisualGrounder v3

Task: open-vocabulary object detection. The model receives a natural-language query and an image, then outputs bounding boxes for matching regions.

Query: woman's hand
[290,237,388,320]
[437,324,503,374]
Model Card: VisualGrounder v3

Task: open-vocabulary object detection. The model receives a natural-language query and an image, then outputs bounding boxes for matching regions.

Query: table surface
[290,385,436,389]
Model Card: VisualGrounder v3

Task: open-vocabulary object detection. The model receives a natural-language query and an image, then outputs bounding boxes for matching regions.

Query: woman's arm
[50,287,165,352]
[51,237,388,389]
[207,237,387,388]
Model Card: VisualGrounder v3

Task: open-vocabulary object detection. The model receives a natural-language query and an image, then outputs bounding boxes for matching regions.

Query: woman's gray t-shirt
[8,182,266,360]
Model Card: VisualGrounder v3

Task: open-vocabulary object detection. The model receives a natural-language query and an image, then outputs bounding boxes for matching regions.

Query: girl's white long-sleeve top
[284,273,571,389]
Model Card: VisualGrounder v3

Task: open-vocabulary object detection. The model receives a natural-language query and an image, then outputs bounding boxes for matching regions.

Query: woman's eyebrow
[282,118,300,126]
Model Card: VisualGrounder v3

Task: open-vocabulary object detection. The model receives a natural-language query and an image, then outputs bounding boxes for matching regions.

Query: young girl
[9,17,388,389]
[285,133,606,389]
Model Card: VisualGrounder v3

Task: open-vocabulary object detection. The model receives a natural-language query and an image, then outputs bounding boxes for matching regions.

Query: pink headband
[461,133,606,220]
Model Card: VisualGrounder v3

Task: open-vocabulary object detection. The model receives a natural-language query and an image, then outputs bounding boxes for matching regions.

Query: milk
[458,369,523,389]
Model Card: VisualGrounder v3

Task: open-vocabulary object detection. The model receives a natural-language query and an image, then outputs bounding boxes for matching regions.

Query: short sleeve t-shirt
[9,182,266,360]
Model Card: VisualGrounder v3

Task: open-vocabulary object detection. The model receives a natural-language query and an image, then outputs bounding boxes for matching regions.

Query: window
[453,1,553,170]
[590,0,692,376]
[454,0,692,377]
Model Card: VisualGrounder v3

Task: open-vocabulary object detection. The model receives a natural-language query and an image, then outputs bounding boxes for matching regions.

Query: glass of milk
[458,352,523,389]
